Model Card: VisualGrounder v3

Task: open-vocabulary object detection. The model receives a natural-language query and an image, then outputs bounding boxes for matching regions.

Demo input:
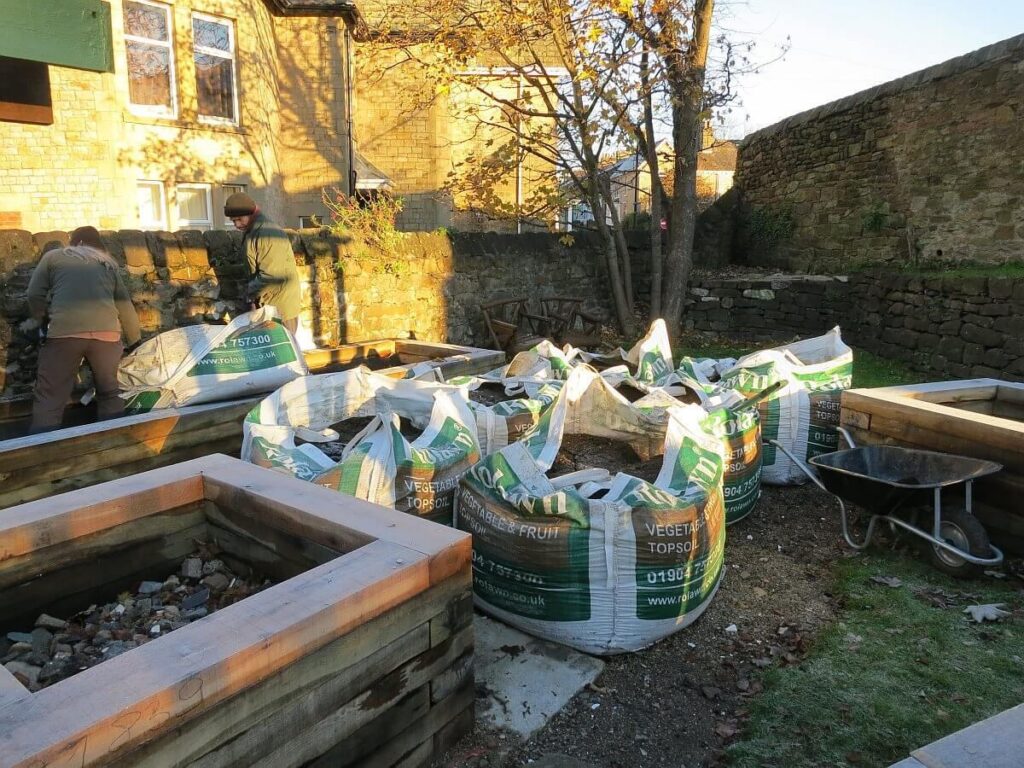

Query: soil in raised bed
[1,545,271,692]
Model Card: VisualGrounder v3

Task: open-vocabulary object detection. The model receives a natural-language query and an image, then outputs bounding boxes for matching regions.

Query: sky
[711,0,1024,139]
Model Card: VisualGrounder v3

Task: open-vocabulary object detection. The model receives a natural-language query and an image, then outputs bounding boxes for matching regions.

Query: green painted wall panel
[0,0,113,73]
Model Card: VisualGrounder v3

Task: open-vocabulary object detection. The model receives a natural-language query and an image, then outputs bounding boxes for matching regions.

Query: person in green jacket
[224,192,302,333]
[27,226,142,433]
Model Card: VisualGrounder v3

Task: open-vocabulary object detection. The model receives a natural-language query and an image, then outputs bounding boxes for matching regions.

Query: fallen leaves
[870,575,903,588]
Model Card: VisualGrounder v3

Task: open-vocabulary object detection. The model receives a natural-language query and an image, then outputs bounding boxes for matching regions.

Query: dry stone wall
[732,35,1024,272]
[684,272,1024,383]
[0,228,610,399]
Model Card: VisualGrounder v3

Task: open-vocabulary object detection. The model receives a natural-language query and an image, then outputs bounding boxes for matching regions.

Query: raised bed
[841,378,1024,553]
[0,454,473,767]
[0,340,503,509]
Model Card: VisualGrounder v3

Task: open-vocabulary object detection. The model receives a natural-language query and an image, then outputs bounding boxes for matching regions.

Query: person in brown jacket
[27,226,142,433]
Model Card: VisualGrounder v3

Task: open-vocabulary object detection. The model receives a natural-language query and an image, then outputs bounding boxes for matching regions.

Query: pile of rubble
[1,549,269,691]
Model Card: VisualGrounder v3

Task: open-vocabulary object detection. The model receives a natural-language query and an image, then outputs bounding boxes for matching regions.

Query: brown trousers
[30,337,124,433]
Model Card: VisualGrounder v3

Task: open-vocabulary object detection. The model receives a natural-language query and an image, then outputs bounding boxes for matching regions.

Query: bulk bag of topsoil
[659,399,762,525]
[454,367,725,654]
[717,327,852,485]
[118,306,307,412]
[242,366,480,523]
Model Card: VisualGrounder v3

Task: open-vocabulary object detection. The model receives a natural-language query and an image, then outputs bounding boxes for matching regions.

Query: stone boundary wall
[0,229,612,399]
[684,272,1024,383]
[731,34,1024,271]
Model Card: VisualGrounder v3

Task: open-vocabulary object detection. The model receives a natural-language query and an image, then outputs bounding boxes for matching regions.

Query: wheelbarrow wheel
[928,506,991,579]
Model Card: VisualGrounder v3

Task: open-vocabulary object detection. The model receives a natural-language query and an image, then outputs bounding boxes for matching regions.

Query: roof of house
[698,141,737,172]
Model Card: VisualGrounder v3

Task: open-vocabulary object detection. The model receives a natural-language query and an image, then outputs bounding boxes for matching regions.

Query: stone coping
[743,33,1024,145]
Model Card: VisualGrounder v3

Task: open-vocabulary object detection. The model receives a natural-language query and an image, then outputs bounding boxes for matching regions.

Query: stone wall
[731,34,1024,271]
[0,228,611,398]
[683,272,1024,382]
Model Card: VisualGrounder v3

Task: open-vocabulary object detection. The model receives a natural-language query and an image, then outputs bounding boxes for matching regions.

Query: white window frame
[192,12,239,126]
[176,183,214,230]
[136,180,167,230]
[221,183,247,227]
[124,0,178,119]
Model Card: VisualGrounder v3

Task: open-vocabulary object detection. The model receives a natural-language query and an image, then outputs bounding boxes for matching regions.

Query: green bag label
[456,455,591,621]
[187,322,297,377]
[623,477,725,620]
[704,407,762,524]
[124,389,162,414]
[249,436,326,481]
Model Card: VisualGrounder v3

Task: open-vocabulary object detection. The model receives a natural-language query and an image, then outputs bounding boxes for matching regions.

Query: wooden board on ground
[840,378,1024,554]
[0,339,503,511]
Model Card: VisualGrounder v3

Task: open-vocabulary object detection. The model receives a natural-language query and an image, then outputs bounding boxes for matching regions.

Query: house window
[137,181,167,230]
[221,183,246,226]
[0,57,53,125]
[298,215,322,229]
[177,184,213,230]
[193,13,237,124]
[124,0,176,118]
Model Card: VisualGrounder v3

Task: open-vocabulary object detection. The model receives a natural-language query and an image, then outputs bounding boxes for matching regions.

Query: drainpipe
[344,24,356,196]
[516,73,523,234]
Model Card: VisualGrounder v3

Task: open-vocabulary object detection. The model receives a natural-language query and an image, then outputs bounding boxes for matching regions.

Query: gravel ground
[435,449,851,768]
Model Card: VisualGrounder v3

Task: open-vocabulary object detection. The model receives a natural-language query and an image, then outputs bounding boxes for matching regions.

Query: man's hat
[224,192,258,217]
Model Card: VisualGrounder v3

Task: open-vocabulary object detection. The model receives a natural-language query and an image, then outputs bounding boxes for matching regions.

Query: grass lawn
[728,552,1024,767]
[672,333,927,389]
[667,331,1021,766]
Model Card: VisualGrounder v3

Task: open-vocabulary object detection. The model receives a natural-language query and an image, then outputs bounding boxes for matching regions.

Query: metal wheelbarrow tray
[776,428,1004,577]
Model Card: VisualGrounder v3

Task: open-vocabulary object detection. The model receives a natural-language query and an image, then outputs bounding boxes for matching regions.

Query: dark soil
[435,441,853,768]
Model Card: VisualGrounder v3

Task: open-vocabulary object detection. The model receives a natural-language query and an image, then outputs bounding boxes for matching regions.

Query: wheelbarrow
[771,428,1003,578]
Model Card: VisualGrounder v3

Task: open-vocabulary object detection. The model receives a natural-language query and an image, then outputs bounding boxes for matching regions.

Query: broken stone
[202,573,230,591]
[6,632,33,645]
[182,607,208,621]
[181,587,210,611]
[35,613,67,631]
[202,559,225,576]
[137,580,164,595]
[163,575,180,589]
[181,558,203,579]
[4,660,41,686]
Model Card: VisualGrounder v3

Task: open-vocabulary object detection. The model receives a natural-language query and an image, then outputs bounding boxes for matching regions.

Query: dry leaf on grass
[963,603,1011,623]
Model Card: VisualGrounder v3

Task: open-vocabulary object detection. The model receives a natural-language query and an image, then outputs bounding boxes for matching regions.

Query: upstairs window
[193,13,237,124]
[124,0,177,118]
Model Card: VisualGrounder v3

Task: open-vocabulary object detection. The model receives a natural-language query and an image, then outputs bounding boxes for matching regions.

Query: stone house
[602,126,738,224]
[0,0,358,233]
[351,3,563,232]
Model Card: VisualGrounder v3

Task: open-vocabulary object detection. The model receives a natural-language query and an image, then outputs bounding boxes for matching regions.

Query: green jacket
[27,246,141,345]
[243,212,302,322]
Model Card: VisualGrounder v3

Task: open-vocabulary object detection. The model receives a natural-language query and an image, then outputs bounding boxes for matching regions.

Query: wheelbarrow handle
[767,438,873,552]
[725,381,785,416]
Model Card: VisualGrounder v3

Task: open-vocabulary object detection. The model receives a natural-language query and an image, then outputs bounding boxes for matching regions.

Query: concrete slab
[909,702,1024,768]
[474,614,605,739]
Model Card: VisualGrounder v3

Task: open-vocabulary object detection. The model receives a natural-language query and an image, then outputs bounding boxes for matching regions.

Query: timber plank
[0,464,206,560]
[115,575,471,768]
[0,400,253,475]
[250,626,473,768]
[842,390,1024,453]
[0,421,243,495]
[0,440,237,510]
[187,627,432,768]
[0,539,429,768]
[0,669,28,711]
[343,679,475,768]
[201,463,472,585]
